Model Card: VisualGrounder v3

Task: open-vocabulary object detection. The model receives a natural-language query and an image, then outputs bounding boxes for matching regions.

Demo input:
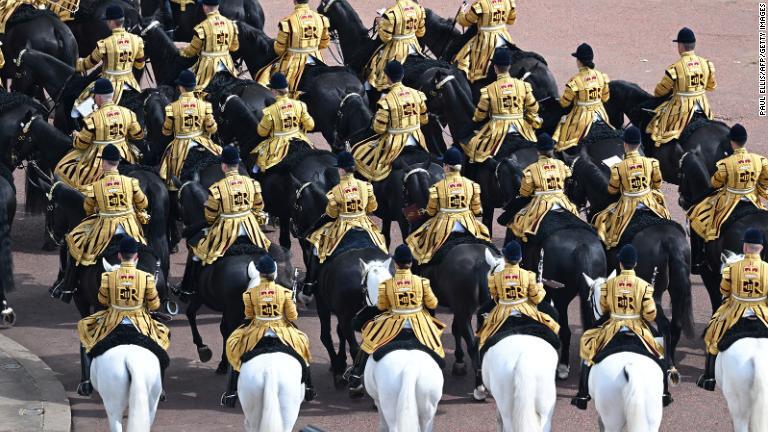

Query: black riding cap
[744,228,764,245]
[119,236,139,255]
[728,123,747,144]
[175,70,197,89]
[334,151,355,169]
[221,146,240,165]
[619,244,637,267]
[100,144,121,162]
[673,27,695,43]
[571,43,594,62]
[394,244,413,265]
[104,5,124,20]
[269,72,289,90]
[622,125,642,145]
[93,78,114,95]
[536,133,555,151]
[257,255,277,274]
[503,241,522,262]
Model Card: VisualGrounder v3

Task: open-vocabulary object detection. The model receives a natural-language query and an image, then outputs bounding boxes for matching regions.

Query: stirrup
[696,375,716,392]
[304,387,317,402]
[662,392,673,407]
[570,395,590,410]
[220,392,238,408]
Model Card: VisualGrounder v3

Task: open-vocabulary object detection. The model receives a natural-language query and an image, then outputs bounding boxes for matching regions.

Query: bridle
[360,262,388,307]
[289,182,325,239]
[332,92,368,149]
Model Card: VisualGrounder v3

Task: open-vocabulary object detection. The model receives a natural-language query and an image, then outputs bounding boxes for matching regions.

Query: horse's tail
[622,363,650,432]
[577,241,604,330]
[664,237,694,337]
[395,365,419,431]
[511,353,540,432]
[474,257,490,320]
[24,169,47,215]
[260,365,283,432]
[0,206,14,293]
[125,350,153,432]
[750,354,768,432]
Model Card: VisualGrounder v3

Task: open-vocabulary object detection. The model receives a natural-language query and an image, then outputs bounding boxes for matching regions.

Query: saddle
[267,141,318,175]
[720,201,768,235]
[372,329,445,369]
[593,331,666,371]
[6,4,56,28]
[424,232,499,269]
[576,121,621,153]
[221,237,266,258]
[528,210,594,247]
[89,324,170,371]
[479,314,560,361]
[718,316,768,352]
[241,336,308,383]
[324,229,377,266]
[179,148,221,183]
[616,209,685,248]
[678,113,713,146]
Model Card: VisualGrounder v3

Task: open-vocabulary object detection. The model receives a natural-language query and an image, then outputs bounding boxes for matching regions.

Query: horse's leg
[336,322,346,360]
[451,318,467,376]
[279,214,291,249]
[340,314,360,363]
[482,201,494,238]
[185,296,212,362]
[382,217,392,248]
[317,298,345,387]
[462,316,483,396]
[701,267,723,313]
[216,316,232,375]
[396,214,410,241]
[553,292,572,380]
[92,358,129,432]
[77,344,93,396]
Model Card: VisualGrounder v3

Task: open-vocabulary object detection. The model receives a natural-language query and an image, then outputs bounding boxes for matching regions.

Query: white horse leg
[277,360,304,432]
[416,355,443,432]
[92,354,129,432]
[238,363,265,432]
[718,339,768,432]
[124,348,162,432]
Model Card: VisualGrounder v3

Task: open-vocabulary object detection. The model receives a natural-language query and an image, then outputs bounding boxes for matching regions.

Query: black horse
[2,7,78,96]
[0,165,16,326]
[67,0,143,55]
[141,0,263,42]
[569,150,694,376]
[177,179,295,373]
[678,151,768,312]
[604,79,730,184]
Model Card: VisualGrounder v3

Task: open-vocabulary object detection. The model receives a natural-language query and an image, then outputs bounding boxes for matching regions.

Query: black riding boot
[690,232,705,275]
[662,372,673,407]
[302,255,319,297]
[221,367,239,408]
[347,351,369,399]
[696,353,717,391]
[304,367,316,402]
[52,254,77,304]
[570,363,591,410]
[174,255,200,300]
[77,345,93,396]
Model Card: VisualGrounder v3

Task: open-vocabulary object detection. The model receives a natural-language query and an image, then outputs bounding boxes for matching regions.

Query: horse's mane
[612,80,651,100]
[235,21,274,57]
[179,150,220,183]
[52,182,85,211]
[424,8,460,38]
[679,151,713,206]
[75,0,135,21]
[119,90,145,117]
[509,47,548,67]
[204,74,256,108]
[118,162,159,176]
[679,115,727,145]
[7,5,56,27]
[402,56,452,82]
[101,236,159,262]
[571,154,608,190]
[0,90,45,115]
[300,64,357,84]
[579,122,622,149]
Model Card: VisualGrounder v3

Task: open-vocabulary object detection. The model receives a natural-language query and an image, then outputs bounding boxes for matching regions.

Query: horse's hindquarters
[717,338,768,432]
[239,353,304,432]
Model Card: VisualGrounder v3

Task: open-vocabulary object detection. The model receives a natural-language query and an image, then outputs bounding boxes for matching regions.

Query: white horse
[236,261,306,432]
[583,273,663,432]
[360,258,444,432]
[713,250,768,432]
[478,251,558,432]
[91,345,163,432]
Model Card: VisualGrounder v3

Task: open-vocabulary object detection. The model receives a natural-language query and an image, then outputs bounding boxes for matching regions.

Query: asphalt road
[3,0,766,430]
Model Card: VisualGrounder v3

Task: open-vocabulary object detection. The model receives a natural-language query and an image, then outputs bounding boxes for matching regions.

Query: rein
[333,92,368,147]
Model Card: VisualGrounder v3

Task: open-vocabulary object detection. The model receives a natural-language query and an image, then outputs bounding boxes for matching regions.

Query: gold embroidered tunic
[552,66,612,152]
[453,0,516,83]
[251,94,314,171]
[179,11,239,90]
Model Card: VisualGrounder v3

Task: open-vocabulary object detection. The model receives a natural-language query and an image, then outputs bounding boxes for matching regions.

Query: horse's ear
[247,261,258,280]
[485,249,497,268]
[192,170,200,183]
[582,273,595,288]
[102,258,119,272]
[607,269,617,280]
[384,258,393,271]
[359,258,368,274]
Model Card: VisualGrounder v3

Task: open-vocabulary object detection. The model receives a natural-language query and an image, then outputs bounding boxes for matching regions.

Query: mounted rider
[304,151,387,293]
[347,244,446,397]
[73,6,145,111]
[508,133,579,241]
[179,0,239,91]
[461,48,541,163]
[159,70,221,190]
[406,147,490,264]
[476,241,559,349]
[364,0,425,92]
[255,0,330,93]
[698,228,768,391]
[453,0,516,83]
[224,255,315,404]
[646,28,717,148]
[592,126,671,248]
[53,144,150,301]
[76,236,170,353]
[55,79,144,188]
[572,244,669,409]
[352,60,429,182]
[251,72,315,173]
[552,43,612,153]
[688,124,768,272]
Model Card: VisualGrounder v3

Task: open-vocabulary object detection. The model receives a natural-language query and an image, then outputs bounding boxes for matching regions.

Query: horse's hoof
[556,364,570,381]
[164,300,179,316]
[472,385,487,402]
[2,309,16,327]
[77,381,93,397]
[215,362,228,375]
[298,292,314,305]
[333,374,347,390]
[348,385,365,399]
[197,345,212,363]
[220,392,237,408]
[452,362,467,376]
[159,390,166,402]
[668,367,681,386]
[170,244,179,254]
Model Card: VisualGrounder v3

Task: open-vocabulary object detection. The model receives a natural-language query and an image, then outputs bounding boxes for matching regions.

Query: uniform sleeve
[229,21,239,53]
[653,67,676,97]
[607,164,620,195]
[641,283,656,321]
[651,158,663,188]
[519,168,534,197]
[529,279,545,305]
[77,40,105,72]
[0,48,5,70]
[559,80,576,108]
[74,118,95,150]
[133,39,146,70]
[705,60,717,91]
[719,265,732,297]
[601,72,610,102]
[523,82,540,123]
[373,99,390,134]
[598,283,609,314]
[274,20,289,56]
[506,0,516,24]
[376,282,389,311]
[758,157,768,199]
[470,180,483,215]
[300,102,315,132]
[283,290,299,321]
[144,274,160,311]
[83,185,96,215]
[426,185,438,216]
[319,16,331,49]
[204,185,221,224]
[97,273,110,306]
[456,2,480,27]
[365,182,378,213]
[127,112,144,140]
[377,11,394,43]
[242,291,254,319]
[257,111,272,137]
[422,278,438,309]
[488,274,499,300]
[251,180,264,212]
[162,105,174,136]
[132,178,149,211]
[325,190,339,218]
[472,87,490,122]
[416,7,426,37]
[711,160,728,189]
[418,91,428,125]
[203,102,217,134]
[180,29,204,58]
